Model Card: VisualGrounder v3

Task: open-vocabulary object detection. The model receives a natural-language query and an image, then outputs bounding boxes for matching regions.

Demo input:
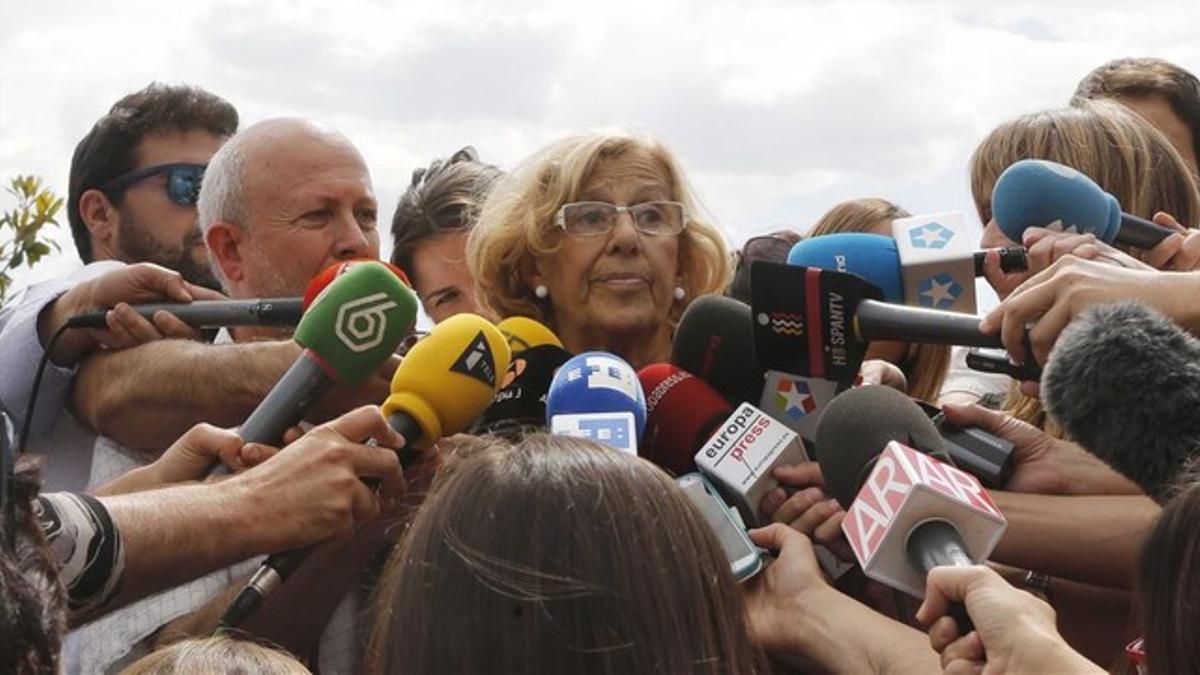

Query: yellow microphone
[496,316,562,353]
[381,313,511,452]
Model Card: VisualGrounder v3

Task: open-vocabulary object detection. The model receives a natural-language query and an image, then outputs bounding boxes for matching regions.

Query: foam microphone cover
[545,351,647,437]
[672,294,765,406]
[1042,301,1200,501]
[296,260,418,384]
[471,343,573,438]
[496,316,564,353]
[381,313,511,450]
[786,233,905,303]
[638,363,733,475]
[991,159,1121,244]
[815,385,947,508]
[302,258,412,310]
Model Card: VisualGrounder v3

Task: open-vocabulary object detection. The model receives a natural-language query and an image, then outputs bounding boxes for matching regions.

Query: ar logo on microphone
[450,331,497,387]
[917,273,964,309]
[908,221,955,250]
[335,293,400,353]
[772,378,816,420]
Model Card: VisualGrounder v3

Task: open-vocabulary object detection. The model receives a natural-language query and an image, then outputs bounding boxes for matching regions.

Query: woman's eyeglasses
[102,162,207,207]
[555,201,687,237]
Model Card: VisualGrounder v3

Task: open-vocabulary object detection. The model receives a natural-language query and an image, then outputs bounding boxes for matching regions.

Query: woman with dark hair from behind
[367,434,766,674]
[1137,480,1200,674]
[390,146,502,324]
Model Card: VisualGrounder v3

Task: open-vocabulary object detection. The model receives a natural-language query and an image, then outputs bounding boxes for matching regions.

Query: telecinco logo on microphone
[908,221,955,250]
[335,293,399,353]
[771,378,816,421]
[916,272,964,310]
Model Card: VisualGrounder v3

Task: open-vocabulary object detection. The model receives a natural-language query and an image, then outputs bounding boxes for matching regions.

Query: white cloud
[1,0,1198,292]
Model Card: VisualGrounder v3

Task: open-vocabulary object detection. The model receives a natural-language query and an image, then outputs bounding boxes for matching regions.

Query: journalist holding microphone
[467,130,731,369]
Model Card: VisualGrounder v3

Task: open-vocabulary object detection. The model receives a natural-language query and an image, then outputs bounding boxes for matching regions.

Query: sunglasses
[731,232,803,271]
[102,162,206,207]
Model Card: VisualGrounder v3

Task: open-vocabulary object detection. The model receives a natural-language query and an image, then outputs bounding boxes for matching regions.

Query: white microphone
[891,211,979,314]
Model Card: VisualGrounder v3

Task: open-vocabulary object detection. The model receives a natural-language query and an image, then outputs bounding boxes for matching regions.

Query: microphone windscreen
[815,385,946,508]
[672,294,765,405]
[991,159,1121,244]
[638,363,733,475]
[787,233,904,303]
[381,313,511,449]
[471,344,573,438]
[546,351,647,437]
[1042,301,1200,501]
[496,316,563,353]
[302,258,412,310]
[295,261,418,384]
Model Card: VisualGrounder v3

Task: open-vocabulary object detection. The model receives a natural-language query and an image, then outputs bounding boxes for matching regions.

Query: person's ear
[205,222,247,284]
[78,189,119,259]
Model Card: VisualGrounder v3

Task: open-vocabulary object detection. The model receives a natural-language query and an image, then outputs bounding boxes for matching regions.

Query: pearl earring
[673,286,686,301]
[534,284,549,299]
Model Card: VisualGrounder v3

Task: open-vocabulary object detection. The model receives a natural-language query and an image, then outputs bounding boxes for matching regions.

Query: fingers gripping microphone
[66,297,304,329]
[819,386,1007,632]
[1042,301,1200,502]
[672,295,766,406]
[381,313,512,459]
[546,352,646,455]
[232,262,417,451]
[992,159,1175,249]
[638,363,733,475]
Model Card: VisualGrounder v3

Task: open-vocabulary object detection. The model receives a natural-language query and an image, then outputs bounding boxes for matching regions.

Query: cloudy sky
[2,0,1198,294]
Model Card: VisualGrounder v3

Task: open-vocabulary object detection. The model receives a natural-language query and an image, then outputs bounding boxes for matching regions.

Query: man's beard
[115,218,222,291]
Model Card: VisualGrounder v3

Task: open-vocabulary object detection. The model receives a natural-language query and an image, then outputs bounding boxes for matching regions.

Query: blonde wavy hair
[466,131,731,329]
[970,100,1200,429]
[809,198,951,404]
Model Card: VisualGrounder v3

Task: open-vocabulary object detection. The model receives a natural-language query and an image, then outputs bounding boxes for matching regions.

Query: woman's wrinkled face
[531,149,682,342]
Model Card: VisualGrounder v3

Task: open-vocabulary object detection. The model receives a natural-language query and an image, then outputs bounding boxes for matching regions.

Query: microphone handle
[1116,213,1174,249]
[66,298,303,329]
[972,247,1028,276]
[208,350,336,477]
[906,519,975,634]
[387,411,425,468]
[855,300,1003,349]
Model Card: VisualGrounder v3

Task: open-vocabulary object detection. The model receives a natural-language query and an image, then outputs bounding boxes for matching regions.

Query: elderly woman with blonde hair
[467,131,731,368]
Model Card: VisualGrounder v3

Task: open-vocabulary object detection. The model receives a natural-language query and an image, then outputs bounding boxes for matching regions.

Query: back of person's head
[118,636,309,675]
[389,146,502,287]
[1138,480,1200,675]
[970,98,1200,229]
[1072,56,1200,174]
[808,197,912,236]
[368,434,763,674]
[0,459,65,675]
[68,83,238,263]
[725,229,802,304]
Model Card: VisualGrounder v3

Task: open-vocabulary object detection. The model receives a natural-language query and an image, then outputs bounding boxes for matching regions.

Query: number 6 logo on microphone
[335,292,400,353]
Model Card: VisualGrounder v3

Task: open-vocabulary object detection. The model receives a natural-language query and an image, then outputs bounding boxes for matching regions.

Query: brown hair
[118,636,309,674]
[970,100,1200,428]
[389,146,502,289]
[367,434,764,674]
[809,198,951,403]
[466,130,731,329]
[1073,57,1200,176]
[1138,481,1200,675]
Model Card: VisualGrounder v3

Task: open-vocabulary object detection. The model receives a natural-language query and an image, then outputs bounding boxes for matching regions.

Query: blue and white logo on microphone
[550,412,638,455]
[908,222,955,250]
[917,273,964,309]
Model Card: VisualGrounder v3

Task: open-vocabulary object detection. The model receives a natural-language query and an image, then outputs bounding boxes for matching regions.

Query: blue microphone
[545,351,647,454]
[787,233,905,302]
[991,159,1174,249]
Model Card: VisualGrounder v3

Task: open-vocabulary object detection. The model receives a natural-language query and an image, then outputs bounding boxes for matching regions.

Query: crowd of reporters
[2,55,1200,673]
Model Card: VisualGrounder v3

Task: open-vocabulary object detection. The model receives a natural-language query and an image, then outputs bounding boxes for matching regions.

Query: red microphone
[638,363,733,475]
[302,258,412,310]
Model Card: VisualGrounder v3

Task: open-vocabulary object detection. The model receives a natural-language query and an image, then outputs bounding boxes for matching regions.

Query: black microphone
[1042,301,1200,502]
[66,298,304,329]
[672,295,766,406]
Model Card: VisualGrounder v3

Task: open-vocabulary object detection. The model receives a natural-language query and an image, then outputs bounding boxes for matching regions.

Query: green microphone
[235,260,417,448]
